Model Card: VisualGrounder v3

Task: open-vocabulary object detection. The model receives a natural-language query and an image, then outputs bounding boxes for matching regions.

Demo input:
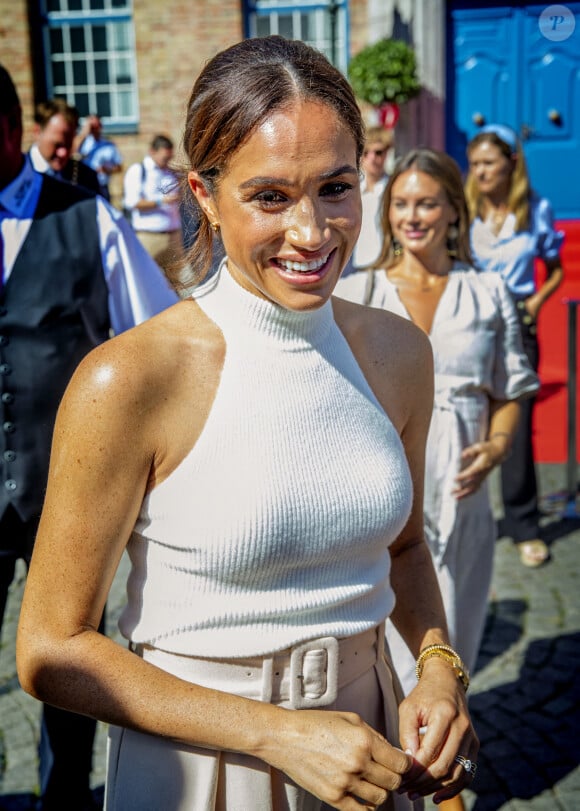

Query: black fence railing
[564,299,580,517]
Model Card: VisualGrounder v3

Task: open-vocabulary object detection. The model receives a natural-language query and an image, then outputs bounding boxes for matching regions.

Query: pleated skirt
[105,626,422,811]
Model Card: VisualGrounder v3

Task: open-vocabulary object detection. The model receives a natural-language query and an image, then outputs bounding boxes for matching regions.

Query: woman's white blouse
[335,264,539,561]
[470,195,564,297]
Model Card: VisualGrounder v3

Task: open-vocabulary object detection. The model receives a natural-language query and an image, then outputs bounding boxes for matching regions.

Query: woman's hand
[259,708,413,810]
[452,435,508,499]
[397,660,479,803]
[523,295,541,321]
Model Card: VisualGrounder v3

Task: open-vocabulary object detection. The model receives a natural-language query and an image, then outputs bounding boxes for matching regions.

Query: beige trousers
[105,627,422,811]
[135,229,183,276]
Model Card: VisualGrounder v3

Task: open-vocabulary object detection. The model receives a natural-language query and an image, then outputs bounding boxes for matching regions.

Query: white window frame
[244,0,349,73]
[40,0,139,132]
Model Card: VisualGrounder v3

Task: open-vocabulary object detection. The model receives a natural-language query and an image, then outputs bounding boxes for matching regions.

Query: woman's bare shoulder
[332,296,433,434]
[332,295,431,370]
[64,299,223,416]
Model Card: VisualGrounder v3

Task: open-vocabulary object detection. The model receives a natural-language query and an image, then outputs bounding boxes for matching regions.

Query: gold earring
[210,222,220,233]
[447,224,459,259]
[392,239,403,257]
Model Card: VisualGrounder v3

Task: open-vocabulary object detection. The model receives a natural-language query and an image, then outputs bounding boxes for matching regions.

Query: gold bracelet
[415,644,470,692]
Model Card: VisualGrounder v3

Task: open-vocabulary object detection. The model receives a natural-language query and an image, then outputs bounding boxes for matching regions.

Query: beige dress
[336,264,539,689]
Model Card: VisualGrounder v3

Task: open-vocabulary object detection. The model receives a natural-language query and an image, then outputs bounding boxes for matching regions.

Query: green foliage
[348,39,421,106]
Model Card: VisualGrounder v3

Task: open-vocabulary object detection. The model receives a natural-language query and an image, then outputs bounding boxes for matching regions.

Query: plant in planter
[348,38,421,127]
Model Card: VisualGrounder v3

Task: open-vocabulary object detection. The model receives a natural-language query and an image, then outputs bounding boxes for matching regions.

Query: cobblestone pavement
[1,465,579,810]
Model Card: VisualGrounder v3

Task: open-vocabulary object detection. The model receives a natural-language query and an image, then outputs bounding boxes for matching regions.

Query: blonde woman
[466,124,564,567]
[337,148,538,811]
[337,147,538,678]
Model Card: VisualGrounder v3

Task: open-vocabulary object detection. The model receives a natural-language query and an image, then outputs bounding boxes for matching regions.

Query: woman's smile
[272,249,336,285]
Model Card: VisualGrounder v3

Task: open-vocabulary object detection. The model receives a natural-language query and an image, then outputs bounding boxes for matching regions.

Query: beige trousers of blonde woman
[105,626,423,811]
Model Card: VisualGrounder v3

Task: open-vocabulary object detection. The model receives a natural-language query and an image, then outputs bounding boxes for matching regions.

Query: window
[41,0,139,131]
[244,0,349,73]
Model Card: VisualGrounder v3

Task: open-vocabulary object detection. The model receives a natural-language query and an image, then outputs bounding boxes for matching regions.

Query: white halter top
[120,265,413,657]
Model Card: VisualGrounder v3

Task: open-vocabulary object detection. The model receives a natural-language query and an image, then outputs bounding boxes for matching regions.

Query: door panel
[448,1,580,219]
[521,8,580,212]
[453,8,518,135]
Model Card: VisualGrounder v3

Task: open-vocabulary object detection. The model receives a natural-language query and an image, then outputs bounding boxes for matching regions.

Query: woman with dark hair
[17,40,477,810]
[337,148,537,698]
[466,125,564,568]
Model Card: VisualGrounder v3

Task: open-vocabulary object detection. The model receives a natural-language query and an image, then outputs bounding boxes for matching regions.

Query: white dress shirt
[123,155,181,234]
[351,174,389,269]
[0,157,178,332]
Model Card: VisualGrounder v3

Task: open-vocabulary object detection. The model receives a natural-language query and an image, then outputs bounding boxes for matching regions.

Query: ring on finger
[455,755,477,778]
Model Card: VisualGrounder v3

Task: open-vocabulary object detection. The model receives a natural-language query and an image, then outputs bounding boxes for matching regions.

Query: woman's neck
[389,252,453,289]
[480,185,511,214]
[386,252,452,334]
[480,194,511,235]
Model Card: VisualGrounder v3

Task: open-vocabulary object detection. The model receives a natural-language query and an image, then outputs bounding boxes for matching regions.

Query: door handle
[472,112,485,126]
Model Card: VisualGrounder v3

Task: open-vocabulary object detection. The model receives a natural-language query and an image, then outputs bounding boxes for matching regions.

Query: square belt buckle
[289,636,339,709]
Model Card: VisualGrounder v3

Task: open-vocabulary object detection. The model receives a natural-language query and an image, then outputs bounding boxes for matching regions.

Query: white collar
[29,143,52,175]
[360,173,388,195]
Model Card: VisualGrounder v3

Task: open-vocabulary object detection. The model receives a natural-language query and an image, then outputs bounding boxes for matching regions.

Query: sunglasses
[364,148,386,157]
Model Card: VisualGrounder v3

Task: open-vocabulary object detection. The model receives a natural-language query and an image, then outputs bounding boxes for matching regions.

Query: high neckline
[194,260,335,350]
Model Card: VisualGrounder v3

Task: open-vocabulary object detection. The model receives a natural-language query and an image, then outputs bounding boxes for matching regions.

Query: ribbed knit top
[120,265,413,657]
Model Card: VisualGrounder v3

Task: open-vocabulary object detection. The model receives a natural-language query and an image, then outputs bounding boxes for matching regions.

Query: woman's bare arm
[453,398,520,499]
[17,308,413,811]
[525,255,563,320]
[333,298,478,800]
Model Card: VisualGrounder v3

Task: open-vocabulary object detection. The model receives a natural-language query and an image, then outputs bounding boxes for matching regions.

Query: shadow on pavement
[541,516,580,546]
[473,599,526,675]
[469,630,580,810]
[0,796,36,811]
[0,785,103,811]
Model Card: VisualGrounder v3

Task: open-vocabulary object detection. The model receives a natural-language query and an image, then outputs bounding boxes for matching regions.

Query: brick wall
[112,0,245,204]
[349,0,373,56]
[122,0,243,161]
[0,0,36,148]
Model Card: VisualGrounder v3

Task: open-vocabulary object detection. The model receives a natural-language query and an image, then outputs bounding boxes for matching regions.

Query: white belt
[131,624,383,710]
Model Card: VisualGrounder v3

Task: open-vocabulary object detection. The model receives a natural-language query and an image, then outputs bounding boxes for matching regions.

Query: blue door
[447,1,580,219]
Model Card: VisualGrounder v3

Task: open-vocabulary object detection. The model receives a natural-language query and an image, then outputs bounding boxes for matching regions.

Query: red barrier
[534,220,580,462]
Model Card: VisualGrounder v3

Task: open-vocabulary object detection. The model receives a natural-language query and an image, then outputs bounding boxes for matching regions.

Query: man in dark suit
[29,98,101,195]
[0,64,177,811]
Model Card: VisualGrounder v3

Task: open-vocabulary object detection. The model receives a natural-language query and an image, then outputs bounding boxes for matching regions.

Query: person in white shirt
[123,134,184,276]
[351,125,394,269]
